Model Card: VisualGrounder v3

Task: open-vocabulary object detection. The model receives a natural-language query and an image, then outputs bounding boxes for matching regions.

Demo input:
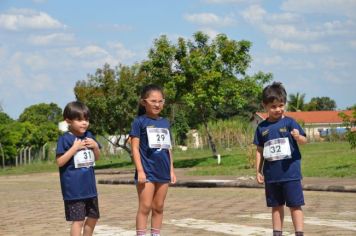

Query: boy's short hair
[63,101,90,120]
[262,82,287,105]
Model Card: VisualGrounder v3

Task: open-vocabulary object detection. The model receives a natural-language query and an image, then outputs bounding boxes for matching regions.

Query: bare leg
[136,182,155,231]
[272,206,284,231]
[151,183,169,231]
[71,221,84,236]
[83,217,98,236]
[290,206,304,232]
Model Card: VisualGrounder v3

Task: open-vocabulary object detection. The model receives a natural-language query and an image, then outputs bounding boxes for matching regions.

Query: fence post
[28,146,33,164]
[0,143,4,168]
[42,143,48,160]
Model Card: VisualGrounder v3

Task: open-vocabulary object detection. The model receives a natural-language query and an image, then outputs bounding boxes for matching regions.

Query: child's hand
[83,138,99,150]
[137,170,146,184]
[170,171,177,184]
[256,172,264,184]
[291,129,300,141]
[72,138,86,151]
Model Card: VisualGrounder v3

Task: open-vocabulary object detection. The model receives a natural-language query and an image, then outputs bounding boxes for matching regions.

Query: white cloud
[268,39,306,52]
[28,33,75,45]
[282,0,356,18]
[108,42,136,61]
[66,45,108,58]
[184,13,236,27]
[202,0,258,4]
[0,8,66,31]
[241,4,266,24]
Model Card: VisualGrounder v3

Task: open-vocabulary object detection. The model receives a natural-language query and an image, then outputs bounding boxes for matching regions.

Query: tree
[305,97,336,111]
[287,93,305,111]
[0,111,13,125]
[141,32,271,157]
[18,103,62,125]
[75,63,145,154]
[339,108,356,149]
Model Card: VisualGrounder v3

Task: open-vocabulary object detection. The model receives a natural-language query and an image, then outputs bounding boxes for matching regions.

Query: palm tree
[287,92,305,111]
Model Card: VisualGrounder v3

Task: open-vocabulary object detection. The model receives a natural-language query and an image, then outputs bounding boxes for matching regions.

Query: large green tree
[18,103,62,125]
[141,32,271,157]
[305,96,336,111]
[74,63,145,154]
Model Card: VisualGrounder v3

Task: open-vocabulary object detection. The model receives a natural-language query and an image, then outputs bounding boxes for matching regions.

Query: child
[129,84,177,236]
[56,101,101,236]
[253,82,307,236]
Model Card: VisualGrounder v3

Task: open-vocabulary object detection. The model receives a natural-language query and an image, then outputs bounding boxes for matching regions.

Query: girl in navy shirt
[130,84,176,236]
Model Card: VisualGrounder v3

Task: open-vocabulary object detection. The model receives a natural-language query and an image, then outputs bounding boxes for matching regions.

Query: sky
[0,0,355,119]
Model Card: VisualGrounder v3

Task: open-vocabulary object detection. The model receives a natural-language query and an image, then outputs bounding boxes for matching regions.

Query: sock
[295,231,304,236]
[151,228,160,236]
[136,229,146,236]
[273,230,283,236]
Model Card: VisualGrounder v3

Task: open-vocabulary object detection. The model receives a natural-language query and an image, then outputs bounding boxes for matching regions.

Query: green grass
[1,141,355,178]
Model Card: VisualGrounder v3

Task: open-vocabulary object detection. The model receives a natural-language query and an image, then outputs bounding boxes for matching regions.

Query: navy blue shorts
[265,180,305,207]
[64,197,100,221]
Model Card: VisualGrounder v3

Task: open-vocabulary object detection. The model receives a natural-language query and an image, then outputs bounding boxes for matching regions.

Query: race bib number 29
[74,149,95,168]
[147,127,172,149]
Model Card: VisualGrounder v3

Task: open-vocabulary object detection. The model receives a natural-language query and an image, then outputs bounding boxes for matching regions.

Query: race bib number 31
[147,127,172,149]
[74,149,95,168]
[263,137,292,161]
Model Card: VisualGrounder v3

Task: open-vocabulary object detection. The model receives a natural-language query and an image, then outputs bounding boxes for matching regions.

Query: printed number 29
[270,145,281,153]
[156,134,165,142]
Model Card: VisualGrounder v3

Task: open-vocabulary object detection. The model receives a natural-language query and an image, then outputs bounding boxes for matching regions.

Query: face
[142,90,165,118]
[264,100,285,122]
[66,118,89,136]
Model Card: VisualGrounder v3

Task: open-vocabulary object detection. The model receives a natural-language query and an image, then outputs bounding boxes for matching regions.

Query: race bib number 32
[147,127,172,149]
[263,137,292,161]
[74,149,95,168]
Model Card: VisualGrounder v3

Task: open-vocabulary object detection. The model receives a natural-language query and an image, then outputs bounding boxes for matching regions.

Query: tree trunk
[203,120,218,157]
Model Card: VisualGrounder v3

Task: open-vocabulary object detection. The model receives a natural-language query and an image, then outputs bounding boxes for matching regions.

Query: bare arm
[291,129,308,145]
[255,146,264,184]
[131,137,146,183]
[169,149,176,184]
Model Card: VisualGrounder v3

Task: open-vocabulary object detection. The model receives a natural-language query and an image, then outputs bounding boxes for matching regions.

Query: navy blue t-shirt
[56,131,100,200]
[253,116,306,183]
[129,115,171,183]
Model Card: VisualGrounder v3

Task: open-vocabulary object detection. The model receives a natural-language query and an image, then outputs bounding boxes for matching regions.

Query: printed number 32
[270,145,281,153]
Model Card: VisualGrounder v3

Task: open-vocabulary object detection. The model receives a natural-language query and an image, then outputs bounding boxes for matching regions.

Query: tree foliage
[74,63,146,153]
[339,108,356,149]
[18,103,62,125]
[287,93,305,111]
[305,96,336,111]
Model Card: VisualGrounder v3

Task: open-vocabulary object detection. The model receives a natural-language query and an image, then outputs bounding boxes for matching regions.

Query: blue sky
[1,0,355,119]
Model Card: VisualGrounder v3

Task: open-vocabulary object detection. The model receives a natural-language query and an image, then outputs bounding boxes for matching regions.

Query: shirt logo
[262,129,269,136]
[279,127,287,133]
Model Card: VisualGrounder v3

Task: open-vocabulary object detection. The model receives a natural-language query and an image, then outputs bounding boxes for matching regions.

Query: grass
[1,141,355,178]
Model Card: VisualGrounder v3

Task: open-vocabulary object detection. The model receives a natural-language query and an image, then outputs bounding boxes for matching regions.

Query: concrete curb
[98,179,356,193]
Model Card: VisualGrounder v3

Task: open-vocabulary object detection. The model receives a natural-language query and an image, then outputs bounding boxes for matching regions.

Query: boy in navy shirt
[56,101,101,236]
[254,82,307,236]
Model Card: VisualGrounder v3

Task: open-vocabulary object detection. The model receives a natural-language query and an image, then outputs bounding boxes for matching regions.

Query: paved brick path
[1,172,356,235]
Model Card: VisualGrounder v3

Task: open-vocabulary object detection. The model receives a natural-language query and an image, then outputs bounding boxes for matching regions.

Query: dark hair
[63,101,90,120]
[262,82,287,105]
[138,84,164,116]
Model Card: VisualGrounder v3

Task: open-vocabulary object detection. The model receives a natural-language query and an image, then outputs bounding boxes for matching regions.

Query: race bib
[74,149,95,168]
[147,127,172,149]
[263,137,292,161]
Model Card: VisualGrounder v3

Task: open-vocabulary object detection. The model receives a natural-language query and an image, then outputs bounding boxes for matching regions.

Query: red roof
[256,110,353,124]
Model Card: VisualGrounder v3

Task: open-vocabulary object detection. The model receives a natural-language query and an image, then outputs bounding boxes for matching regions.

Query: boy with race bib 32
[130,84,176,236]
[56,101,101,236]
[253,82,307,236]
